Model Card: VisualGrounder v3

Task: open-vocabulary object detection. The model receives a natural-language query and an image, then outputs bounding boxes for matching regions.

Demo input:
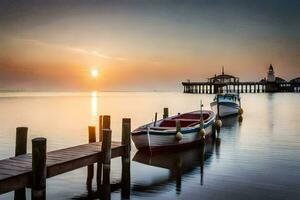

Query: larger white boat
[131,110,216,151]
[210,93,241,118]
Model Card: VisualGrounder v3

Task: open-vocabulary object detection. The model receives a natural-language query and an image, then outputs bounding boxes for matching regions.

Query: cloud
[14,38,127,61]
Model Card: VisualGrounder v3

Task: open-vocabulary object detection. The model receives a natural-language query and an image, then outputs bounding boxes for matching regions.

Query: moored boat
[131,110,216,151]
[210,93,241,118]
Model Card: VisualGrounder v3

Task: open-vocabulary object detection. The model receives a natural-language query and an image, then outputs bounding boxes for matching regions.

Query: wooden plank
[0,164,29,172]
[51,149,98,156]
[0,160,31,169]
[0,173,11,180]
[0,173,30,194]
[6,159,32,168]
[0,167,29,176]
[47,152,103,177]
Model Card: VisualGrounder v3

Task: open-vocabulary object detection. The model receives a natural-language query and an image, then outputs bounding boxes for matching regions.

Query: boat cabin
[215,93,239,102]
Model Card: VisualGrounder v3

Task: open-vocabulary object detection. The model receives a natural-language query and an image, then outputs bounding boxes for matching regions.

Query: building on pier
[182,64,300,93]
[209,67,239,84]
[260,64,289,92]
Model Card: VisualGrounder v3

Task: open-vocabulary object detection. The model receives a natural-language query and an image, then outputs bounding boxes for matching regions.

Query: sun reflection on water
[90,91,98,125]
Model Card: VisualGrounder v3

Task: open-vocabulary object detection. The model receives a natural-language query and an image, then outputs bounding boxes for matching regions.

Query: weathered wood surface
[0,141,125,194]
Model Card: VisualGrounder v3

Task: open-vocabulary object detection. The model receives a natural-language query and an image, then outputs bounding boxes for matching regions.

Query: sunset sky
[0,0,299,91]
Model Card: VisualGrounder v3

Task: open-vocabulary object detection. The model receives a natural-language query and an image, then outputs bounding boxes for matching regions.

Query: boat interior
[158,113,209,128]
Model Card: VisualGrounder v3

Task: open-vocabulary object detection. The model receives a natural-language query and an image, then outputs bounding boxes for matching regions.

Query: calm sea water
[0,92,299,200]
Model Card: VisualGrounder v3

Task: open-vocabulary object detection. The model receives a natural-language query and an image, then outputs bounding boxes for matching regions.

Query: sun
[91,69,99,78]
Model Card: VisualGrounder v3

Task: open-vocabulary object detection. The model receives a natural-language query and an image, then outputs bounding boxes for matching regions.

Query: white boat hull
[211,102,239,117]
[132,125,213,150]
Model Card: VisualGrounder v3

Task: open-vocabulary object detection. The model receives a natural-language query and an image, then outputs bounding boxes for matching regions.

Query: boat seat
[159,119,199,128]
[173,113,209,120]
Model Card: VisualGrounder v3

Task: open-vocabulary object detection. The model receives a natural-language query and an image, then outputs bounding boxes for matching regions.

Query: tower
[265,64,278,92]
[267,64,275,82]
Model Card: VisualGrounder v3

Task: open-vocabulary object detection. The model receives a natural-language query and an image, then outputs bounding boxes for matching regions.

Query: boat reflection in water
[132,116,240,196]
[132,141,215,195]
[71,115,240,200]
[221,115,241,128]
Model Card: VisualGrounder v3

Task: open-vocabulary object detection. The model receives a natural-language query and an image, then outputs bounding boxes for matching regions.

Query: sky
[0,0,299,91]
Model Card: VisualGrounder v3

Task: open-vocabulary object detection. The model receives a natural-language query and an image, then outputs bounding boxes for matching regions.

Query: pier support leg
[102,129,112,200]
[121,118,131,199]
[87,126,96,192]
[97,115,103,189]
[97,115,110,189]
[32,138,47,200]
[14,127,28,200]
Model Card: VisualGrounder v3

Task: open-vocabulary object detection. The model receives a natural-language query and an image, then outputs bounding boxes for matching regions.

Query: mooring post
[15,127,28,156]
[14,127,28,200]
[154,112,157,126]
[102,129,112,200]
[87,126,96,191]
[99,115,103,142]
[97,115,111,188]
[163,108,169,119]
[103,115,111,130]
[121,118,131,198]
[32,138,47,200]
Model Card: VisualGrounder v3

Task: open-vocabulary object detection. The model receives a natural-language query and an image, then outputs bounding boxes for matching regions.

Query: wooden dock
[0,141,124,193]
[0,116,131,200]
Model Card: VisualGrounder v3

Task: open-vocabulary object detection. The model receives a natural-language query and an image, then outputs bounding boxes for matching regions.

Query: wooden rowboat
[131,110,216,151]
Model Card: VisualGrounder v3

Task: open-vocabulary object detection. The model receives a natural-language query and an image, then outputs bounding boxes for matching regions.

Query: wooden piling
[31,138,47,200]
[97,115,110,188]
[122,119,131,159]
[154,112,157,126]
[163,108,169,119]
[14,127,28,200]
[121,118,131,198]
[99,115,103,142]
[15,127,28,156]
[103,115,111,129]
[102,129,112,200]
[88,126,96,143]
[87,126,96,190]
